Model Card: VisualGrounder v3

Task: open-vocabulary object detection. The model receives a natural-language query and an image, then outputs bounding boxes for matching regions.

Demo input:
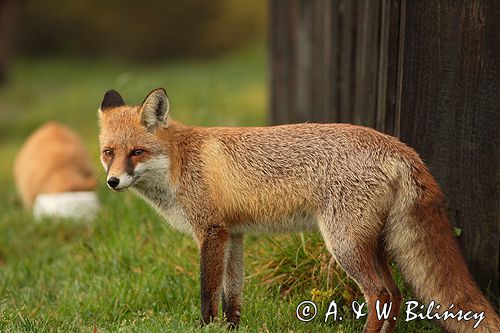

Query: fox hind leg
[375,245,401,333]
[318,214,391,333]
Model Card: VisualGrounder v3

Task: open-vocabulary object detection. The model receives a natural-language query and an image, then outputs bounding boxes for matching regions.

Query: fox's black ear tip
[100,89,125,110]
[104,89,119,96]
[151,87,167,97]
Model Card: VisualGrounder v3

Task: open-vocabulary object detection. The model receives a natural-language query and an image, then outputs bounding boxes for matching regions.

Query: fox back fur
[98,88,500,332]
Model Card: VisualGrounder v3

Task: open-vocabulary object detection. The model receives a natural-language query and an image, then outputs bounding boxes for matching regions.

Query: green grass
[0,43,447,332]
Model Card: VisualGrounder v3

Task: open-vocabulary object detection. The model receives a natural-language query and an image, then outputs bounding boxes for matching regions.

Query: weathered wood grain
[269,0,499,293]
[399,0,499,293]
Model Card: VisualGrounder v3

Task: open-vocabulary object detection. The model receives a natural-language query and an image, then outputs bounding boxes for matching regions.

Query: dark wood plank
[393,0,406,138]
[375,0,390,133]
[376,0,403,134]
[269,0,498,293]
[294,0,312,123]
[327,0,340,123]
[337,0,355,123]
[310,0,335,123]
[399,0,499,293]
[353,0,381,127]
[269,0,287,124]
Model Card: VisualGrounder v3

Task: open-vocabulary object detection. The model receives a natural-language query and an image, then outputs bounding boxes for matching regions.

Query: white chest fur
[132,183,192,235]
[131,155,192,236]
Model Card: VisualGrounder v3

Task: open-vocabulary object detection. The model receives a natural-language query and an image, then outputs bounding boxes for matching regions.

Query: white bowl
[33,191,100,221]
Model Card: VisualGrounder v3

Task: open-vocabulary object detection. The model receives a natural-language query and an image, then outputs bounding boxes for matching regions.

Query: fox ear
[140,88,169,131]
[99,89,125,112]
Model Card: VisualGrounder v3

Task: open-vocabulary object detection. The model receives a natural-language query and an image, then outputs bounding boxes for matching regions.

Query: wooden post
[398,0,499,293]
[269,0,499,293]
[269,0,401,131]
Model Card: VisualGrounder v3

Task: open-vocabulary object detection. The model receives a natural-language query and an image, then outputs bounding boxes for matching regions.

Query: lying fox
[15,122,96,208]
[98,88,500,332]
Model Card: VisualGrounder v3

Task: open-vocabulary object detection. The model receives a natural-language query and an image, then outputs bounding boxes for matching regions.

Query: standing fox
[98,88,500,332]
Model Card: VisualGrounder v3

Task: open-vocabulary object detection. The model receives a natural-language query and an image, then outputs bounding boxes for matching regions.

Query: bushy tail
[386,165,500,332]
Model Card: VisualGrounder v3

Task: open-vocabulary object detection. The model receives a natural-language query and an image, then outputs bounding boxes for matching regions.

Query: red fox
[98,88,500,332]
[15,122,96,208]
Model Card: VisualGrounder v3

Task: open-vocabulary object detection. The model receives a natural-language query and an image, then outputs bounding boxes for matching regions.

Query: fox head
[98,88,170,191]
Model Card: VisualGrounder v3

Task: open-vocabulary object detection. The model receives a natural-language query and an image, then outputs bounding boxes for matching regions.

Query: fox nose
[107,177,120,188]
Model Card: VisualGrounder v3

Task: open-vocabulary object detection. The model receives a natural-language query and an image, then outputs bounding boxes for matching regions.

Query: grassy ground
[0,44,449,332]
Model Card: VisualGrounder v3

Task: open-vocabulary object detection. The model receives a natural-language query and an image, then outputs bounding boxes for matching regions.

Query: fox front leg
[198,224,229,324]
[222,233,244,328]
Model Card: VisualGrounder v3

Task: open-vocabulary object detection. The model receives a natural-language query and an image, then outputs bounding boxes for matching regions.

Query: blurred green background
[0,1,444,332]
[17,0,267,60]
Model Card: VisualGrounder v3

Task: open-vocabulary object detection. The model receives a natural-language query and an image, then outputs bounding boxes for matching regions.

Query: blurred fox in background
[14,122,97,218]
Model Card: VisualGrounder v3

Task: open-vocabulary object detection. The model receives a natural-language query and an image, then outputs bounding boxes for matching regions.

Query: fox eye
[132,149,144,156]
[103,149,113,157]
